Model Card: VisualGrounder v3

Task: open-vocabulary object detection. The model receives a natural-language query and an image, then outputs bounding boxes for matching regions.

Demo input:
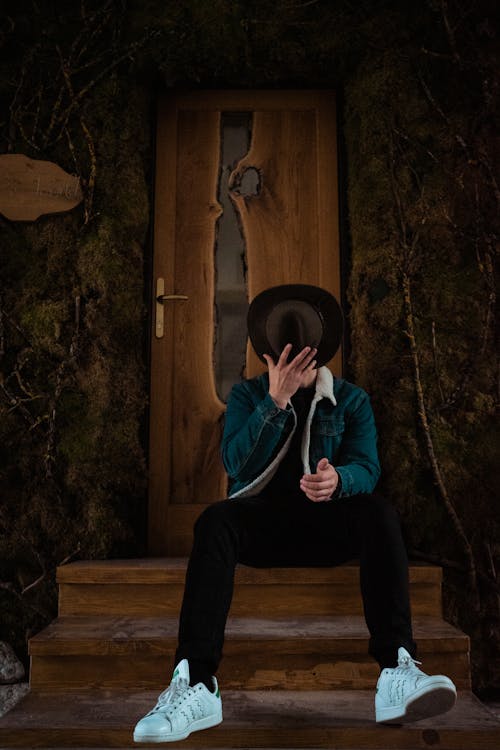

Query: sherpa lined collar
[314,366,337,406]
[301,366,337,474]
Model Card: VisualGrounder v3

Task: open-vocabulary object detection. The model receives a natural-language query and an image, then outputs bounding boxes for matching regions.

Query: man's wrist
[332,472,342,498]
[269,392,289,410]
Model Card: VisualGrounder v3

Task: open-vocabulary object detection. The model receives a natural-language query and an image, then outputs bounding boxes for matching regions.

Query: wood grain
[29,652,471,692]
[28,614,471,691]
[56,558,442,585]
[0,153,83,221]
[58,581,442,618]
[28,615,468,653]
[56,561,443,618]
[229,103,341,380]
[230,110,317,378]
[1,689,498,748]
[170,109,227,507]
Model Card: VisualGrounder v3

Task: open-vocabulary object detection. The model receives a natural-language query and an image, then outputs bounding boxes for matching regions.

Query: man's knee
[353,493,402,534]
[193,500,237,538]
[191,500,241,561]
[365,495,408,552]
[370,494,399,521]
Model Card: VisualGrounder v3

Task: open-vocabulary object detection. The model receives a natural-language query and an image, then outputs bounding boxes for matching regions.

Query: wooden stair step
[56,559,443,585]
[0,688,498,749]
[56,559,443,617]
[29,614,468,655]
[29,615,471,691]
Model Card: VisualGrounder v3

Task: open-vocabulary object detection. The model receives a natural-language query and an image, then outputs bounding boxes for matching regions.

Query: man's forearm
[221,391,294,482]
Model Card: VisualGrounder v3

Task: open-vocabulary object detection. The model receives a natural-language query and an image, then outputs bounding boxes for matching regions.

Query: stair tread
[57,558,442,585]
[0,689,498,748]
[30,615,468,655]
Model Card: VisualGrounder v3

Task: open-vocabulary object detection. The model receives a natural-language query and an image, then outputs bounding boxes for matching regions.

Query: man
[133,284,457,743]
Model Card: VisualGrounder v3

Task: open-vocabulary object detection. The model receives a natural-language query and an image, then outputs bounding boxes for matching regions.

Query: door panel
[171,110,226,505]
[149,91,340,555]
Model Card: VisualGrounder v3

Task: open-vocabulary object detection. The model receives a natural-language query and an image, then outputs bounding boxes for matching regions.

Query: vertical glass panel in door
[215,113,252,401]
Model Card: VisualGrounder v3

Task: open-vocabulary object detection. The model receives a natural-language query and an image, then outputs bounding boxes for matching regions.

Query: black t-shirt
[260,385,315,501]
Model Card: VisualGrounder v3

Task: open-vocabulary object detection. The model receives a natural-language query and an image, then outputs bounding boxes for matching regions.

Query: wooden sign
[0,153,83,221]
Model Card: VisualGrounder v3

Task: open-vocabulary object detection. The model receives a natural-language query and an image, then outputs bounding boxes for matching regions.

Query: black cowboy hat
[247,284,343,367]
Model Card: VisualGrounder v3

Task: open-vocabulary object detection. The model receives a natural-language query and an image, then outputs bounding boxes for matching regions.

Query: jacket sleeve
[221,383,294,483]
[335,391,381,497]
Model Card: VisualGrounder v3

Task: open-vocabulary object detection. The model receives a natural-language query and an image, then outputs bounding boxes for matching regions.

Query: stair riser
[58,582,442,617]
[29,650,471,692]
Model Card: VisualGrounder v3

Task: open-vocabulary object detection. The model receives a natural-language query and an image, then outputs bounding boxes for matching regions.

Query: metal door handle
[155,279,188,338]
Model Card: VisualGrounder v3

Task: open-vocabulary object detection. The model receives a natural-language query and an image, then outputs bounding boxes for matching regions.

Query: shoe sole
[376,681,457,724]
[133,711,223,743]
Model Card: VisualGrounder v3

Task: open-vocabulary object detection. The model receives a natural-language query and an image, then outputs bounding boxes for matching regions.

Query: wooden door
[149,91,341,555]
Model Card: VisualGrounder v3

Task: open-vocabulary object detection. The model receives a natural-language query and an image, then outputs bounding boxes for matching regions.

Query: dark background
[0,0,498,695]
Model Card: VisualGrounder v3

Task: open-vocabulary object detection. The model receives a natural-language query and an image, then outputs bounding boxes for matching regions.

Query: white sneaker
[375,647,457,724]
[133,659,223,743]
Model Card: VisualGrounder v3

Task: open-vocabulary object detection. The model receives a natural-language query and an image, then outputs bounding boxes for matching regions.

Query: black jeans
[175,492,416,673]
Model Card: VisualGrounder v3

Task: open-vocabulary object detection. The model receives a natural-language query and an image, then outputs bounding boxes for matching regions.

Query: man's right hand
[263,344,317,409]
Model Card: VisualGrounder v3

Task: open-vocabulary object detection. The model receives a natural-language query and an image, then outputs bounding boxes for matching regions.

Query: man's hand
[263,344,317,409]
[300,457,339,502]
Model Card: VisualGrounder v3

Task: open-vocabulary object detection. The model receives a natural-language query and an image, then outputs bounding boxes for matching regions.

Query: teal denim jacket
[221,366,380,499]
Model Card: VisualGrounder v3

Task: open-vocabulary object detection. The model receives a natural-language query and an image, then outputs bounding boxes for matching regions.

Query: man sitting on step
[133,284,457,744]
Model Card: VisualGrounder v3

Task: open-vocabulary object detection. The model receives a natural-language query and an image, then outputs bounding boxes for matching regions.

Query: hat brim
[247,284,343,367]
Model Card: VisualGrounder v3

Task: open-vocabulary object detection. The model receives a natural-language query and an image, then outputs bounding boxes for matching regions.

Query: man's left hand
[300,458,339,502]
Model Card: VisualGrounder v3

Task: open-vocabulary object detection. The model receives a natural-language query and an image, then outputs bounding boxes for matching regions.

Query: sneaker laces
[149,676,190,715]
[398,651,422,670]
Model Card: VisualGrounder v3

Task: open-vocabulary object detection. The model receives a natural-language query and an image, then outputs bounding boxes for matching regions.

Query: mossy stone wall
[0,0,498,692]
